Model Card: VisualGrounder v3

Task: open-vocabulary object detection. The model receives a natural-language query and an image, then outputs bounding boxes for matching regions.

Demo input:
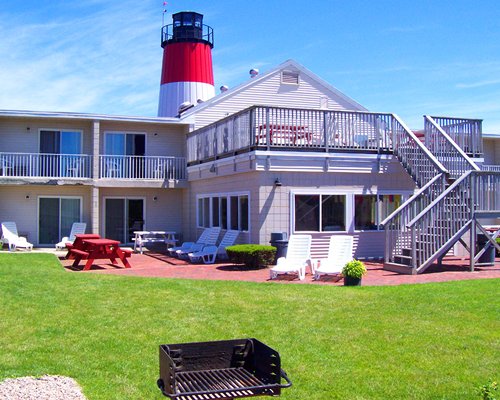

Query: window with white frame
[354,194,402,231]
[197,193,249,231]
[294,194,346,232]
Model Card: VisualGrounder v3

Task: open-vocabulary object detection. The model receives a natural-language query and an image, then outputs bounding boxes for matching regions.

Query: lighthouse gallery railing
[186,106,399,164]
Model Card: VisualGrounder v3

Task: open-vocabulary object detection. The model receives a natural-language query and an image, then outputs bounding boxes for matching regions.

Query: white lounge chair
[55,222,87,250]
[269,234,312,280]
[188,245,218,264]
[169,227,221,257]
[187,230,239,264]
[1,221,33,252]
[312,235,353,280]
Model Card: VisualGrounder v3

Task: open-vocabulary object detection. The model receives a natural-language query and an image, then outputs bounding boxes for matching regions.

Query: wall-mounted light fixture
[274,178,282,187]
[153,196,158,202]
[26,127,31,131]
[25,194,30,199]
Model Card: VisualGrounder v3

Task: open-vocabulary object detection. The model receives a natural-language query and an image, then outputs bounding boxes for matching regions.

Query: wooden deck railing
[99,155,186,180]
[424,116,480,178]
[429,116,483,157]
[186,106,396,164]
[0,152,92,178]
[407,171,500,272]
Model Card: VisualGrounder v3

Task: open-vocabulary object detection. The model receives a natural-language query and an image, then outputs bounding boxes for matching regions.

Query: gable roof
[180,59,367,119]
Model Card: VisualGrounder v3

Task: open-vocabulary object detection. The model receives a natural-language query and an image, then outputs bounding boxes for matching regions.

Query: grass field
[0,253,499,399]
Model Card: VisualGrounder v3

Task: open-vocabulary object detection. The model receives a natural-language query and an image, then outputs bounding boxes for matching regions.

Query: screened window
[197,194,249,231]
[294,194,346,232]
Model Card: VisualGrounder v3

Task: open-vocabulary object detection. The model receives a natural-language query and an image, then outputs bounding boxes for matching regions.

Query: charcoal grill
[158,338,292,399]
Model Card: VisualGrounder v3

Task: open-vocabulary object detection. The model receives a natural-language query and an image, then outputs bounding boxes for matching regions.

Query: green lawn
[0,253,498,399]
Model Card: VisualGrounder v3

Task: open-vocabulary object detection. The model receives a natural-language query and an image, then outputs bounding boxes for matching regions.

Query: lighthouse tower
[158,11,215,117]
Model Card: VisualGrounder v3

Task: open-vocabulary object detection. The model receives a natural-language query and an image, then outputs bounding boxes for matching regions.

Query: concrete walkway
[57,249,500,286]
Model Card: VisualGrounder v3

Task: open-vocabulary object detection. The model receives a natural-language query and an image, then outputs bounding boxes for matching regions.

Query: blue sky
[1,0,499,132]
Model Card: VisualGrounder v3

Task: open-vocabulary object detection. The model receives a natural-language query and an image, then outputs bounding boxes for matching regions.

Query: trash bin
[476,233,495,266]
[270,232,288,264]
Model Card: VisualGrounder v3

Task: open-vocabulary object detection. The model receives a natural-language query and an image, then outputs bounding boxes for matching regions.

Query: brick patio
[57,248,500,286]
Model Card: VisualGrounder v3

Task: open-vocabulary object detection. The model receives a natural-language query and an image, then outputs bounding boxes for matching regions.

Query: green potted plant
[342,259,367,286]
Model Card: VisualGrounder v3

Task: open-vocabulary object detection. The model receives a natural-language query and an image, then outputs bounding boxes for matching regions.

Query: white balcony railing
[0,153,92,178]
[99,155,186,180]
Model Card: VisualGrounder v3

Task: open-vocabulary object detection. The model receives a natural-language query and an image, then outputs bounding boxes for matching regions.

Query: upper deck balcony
[187,106,483,166]
[187,106,396,165]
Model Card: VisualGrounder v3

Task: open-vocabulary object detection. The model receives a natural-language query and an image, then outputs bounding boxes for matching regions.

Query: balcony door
[104,133,145,178]
[39,130,81,177]
[38,197,81,245]
[104,198,144,244]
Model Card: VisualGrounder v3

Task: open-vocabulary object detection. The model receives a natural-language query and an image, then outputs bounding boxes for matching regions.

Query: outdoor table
[257,124,312,145]
[69,238,132,270]
[133,230,177,254]
[65,233,101,259]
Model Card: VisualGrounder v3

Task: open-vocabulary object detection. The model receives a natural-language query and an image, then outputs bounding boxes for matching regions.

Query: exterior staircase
[382,116,500,274]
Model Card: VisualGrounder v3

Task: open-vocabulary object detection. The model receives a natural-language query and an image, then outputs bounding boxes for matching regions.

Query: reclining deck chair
[55,222,87,250]
[169,227,221,258]
[311,235,353,280]
[269,234,311,280]
[1,221,33,251]
[188,230,239,264]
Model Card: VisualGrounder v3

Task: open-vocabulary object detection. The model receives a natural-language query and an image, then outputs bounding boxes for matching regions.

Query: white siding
[0,185,92,245]
[191,70,366,129]
[0,117,93,154]
[99,121,187,157]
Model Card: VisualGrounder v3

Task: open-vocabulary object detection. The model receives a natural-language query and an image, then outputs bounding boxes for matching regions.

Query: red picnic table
[68,237,132,271]
[257,124,312,145]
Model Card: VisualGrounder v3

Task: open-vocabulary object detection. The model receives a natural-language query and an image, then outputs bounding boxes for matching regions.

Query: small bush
[342,259,367,279]
[496,238,500,257]
[226,244,276,268]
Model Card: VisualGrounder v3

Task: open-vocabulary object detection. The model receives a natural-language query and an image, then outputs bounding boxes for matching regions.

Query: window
[39,197,81,244]
[355,195,377,230]
[197,194,249,231]
[294,194,346,232]
[354,194,402,231]
[281,71,299,85]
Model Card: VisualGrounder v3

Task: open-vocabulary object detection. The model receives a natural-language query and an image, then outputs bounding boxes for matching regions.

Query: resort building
[1,11,499,274]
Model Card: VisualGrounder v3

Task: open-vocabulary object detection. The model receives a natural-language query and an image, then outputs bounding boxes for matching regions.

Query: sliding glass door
[104,198,144,243]
[39,130,81,176]
[39,197,81,244]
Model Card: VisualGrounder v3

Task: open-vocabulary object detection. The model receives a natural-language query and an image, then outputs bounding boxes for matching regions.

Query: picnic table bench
[68,237,132,270]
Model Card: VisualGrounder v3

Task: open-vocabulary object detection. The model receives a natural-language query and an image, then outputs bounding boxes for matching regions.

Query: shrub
[226,244,276,268]
[342,259,367,279]
[496,238,500,257]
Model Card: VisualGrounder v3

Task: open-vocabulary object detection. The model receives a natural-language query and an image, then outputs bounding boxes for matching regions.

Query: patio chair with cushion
[1,221,33,251]
[311,235,353,280]
[55,222,87,250]
[269,234,312,280]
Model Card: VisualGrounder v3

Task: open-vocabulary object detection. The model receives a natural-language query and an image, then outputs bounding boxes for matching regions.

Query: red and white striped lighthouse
[158,11,215,117]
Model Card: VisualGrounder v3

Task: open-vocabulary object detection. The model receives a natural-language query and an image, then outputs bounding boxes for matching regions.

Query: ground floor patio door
[104,198,144,244]
[39,197,81,245]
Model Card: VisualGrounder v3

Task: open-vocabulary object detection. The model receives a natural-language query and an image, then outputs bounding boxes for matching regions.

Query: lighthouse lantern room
[158,11,215,117]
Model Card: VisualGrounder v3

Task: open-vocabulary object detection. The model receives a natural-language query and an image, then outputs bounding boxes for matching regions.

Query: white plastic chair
[187,230,239,264]
[55,222,87,250]
[188,245,218,264]
[177,242,205,259]
[1,221,33,251]
[312,236,353,280]
[216,230,239,260]
[269,234,312,280]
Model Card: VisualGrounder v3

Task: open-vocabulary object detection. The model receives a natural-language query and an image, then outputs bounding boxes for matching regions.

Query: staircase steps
[383,262,416,275]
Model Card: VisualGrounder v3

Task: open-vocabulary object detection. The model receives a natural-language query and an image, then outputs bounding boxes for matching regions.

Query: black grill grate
[158,339,291,399]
